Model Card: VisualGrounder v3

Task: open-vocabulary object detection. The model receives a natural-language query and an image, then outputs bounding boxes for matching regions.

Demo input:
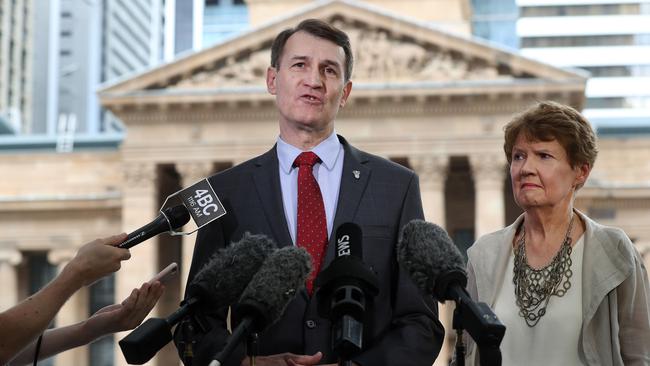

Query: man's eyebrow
[287,55,309,62]
[321,59,342,70]
[286,55,342,69]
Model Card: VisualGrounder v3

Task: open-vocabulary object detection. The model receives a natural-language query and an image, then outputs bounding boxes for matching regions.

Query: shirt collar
[277,132,342,174]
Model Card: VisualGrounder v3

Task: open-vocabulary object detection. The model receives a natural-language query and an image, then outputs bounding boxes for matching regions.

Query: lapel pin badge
[353,170,361,180]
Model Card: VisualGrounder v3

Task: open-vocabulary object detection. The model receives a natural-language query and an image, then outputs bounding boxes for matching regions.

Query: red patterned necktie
[294,151,328,294]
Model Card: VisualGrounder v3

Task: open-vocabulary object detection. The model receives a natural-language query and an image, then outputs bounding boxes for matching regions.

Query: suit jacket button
[305,320,317,329]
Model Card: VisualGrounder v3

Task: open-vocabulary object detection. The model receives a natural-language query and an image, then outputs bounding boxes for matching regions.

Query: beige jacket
[465,211,650,365]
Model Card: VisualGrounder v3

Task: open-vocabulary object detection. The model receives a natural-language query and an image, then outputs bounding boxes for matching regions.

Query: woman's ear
[574,163,591,189]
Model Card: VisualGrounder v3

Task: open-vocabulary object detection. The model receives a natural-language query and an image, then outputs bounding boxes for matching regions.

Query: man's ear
[339,80,353,108]
[266,66,277,95]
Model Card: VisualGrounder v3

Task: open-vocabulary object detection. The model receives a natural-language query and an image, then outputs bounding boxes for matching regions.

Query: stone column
[470,154,507,238]
[49,248,89,366]
[116,162,158,366]
[410,155,449,227]
[176,162,214,295]
[0,249,22,311]
[410,155,454,366]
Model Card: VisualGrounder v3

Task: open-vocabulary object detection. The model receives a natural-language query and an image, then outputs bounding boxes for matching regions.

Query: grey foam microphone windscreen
[236,246,312,330]
[187,232,277,308]
[396,219,466,296]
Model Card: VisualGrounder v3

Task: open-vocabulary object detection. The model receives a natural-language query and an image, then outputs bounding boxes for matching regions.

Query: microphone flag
[161,177,227,235]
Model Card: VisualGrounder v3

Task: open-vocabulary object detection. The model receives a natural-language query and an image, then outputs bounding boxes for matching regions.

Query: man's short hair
[270,19,353,82]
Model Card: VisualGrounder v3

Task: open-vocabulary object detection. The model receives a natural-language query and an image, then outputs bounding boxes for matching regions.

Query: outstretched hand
[86,281,164,335]
[3,281,164,365]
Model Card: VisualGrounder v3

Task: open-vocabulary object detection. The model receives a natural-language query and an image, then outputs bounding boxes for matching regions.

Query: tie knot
[293,151,321,168]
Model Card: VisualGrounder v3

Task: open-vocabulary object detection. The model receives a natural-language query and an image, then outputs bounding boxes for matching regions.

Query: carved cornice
[114,101,278,124]
[339,96,538,118]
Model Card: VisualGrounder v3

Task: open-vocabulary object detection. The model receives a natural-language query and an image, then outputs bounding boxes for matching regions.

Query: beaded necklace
[513,213,575,327]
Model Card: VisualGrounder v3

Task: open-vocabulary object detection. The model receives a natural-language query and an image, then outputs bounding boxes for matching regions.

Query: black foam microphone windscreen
[397,220,507,358]
[119,232,276,365]
[209,247,312,366]
[396,219,466,298]
[187,232,277,309]
[235,246,312,331]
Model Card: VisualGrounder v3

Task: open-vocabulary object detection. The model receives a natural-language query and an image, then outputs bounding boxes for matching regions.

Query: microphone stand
[246,332,259,366]
[451,299,504,366]
[119,296,210,365]
[453,306,465,366]
[446,287,504,366]
[179,318,195,366]
[316,260,379,366]
[209,317,253,366]
[327,285,371,366]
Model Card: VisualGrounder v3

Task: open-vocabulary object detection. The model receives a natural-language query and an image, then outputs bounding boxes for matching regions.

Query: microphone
[396,220,505,364]
[315,222,379,361]
[119,178,227,249]
[396,220,466,299]
[119,232,277,365]
[119,205,190,249]
[209,246,312,366]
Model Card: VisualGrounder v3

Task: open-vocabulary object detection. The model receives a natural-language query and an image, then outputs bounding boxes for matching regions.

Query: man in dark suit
[174,19,443,366]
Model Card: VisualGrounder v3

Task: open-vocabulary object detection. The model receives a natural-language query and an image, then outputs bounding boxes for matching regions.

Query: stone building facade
[1,1,649,365]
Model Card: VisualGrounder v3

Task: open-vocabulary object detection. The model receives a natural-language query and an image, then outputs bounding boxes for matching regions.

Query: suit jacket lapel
[324,135,371,266]
[251,145,293,248]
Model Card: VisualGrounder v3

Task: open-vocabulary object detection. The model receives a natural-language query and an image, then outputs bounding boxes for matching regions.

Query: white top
[493,236,585,366]
[276,132,344,244]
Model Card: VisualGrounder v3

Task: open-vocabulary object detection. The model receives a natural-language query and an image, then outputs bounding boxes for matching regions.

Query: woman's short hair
[503,101,598,169]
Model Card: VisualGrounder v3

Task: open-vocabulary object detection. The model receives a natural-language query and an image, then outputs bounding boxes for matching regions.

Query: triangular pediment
[99,0,586,107]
